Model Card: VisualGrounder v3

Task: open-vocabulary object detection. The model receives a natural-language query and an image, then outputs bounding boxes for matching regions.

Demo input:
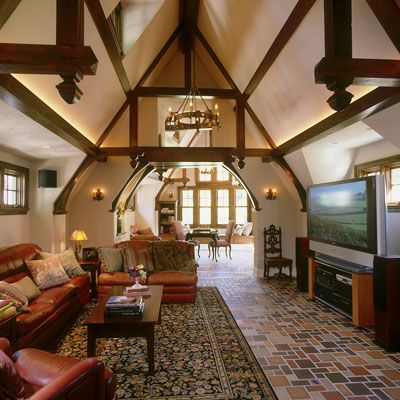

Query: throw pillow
[242,222,253,236]
[130,225,139,235]
[97,247,124,273]
[26,258,70,290]
[138,227,154,235]
[0,281,30,312]
[234,224,245,235]
[38,248,87,277]
[123,247,154,272]
[0,350,25,400]
[11,276,41,301]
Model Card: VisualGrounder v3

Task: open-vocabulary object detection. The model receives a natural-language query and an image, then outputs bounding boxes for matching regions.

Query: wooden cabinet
[158,200,177,235]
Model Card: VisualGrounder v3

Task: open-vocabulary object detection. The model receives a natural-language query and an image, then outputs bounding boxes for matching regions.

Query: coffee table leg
[87,326,96,357]
[146,326,155,375]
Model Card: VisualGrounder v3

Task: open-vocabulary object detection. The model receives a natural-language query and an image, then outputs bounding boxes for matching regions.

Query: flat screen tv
[307,177,379,255]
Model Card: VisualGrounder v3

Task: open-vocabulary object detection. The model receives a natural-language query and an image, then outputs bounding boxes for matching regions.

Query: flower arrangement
[127,264,147,281]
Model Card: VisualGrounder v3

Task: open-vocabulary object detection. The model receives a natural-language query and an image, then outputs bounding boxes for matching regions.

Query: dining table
[185,229,220,261]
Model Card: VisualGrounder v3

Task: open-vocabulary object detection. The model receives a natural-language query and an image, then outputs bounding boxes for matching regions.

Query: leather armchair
[0,337,116,400]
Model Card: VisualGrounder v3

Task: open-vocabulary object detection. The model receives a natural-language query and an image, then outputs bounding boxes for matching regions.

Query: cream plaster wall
[135,182,163,234]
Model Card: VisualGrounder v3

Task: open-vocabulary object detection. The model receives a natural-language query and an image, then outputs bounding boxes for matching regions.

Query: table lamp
[69,229,88,260]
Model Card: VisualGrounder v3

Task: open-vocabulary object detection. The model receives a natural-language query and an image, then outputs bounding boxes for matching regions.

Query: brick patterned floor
[196,244,400,400]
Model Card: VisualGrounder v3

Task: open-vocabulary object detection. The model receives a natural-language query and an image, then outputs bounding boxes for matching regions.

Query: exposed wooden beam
[100,146,272,159]
[0,74,98,156]
[273,86,400,156]
[53,156,97,214]
[84,0,132,96]
[366,0,400,53]
[129,96,138,147]
[273,156,307,211]
[236,97,245,153]
[134,86,237,99]
[0,0,22,30]
[96,99,129,147]
[243,0,317,99]
[196,28,276,148]
[57,0,84,46]
[315,58,400,86]
[179,0,199,53]
[0,44,97,75]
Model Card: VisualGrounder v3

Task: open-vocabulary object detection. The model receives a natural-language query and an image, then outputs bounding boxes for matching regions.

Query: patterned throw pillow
[26,258,70,290]
[38,248,87,277]
[0,350,25,399]
[97,248,124,273]
[0,281,30,312]
[123,247,154,272]
[11,276,41,301]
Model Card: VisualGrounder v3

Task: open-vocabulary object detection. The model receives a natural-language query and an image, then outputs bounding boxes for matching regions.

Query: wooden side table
[0,313,16,350]
[80,260,99,299]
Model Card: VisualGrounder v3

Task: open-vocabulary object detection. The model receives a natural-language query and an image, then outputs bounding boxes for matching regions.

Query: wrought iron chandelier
[199,166,214,174]
[165,41,220,133]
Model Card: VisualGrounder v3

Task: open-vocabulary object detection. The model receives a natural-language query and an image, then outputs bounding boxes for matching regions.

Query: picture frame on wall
[82,247,98,262]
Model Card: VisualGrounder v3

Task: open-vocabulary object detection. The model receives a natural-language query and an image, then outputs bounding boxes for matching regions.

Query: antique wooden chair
[172,220,200,257]
[263,224,293,278]
[208,220,235,259]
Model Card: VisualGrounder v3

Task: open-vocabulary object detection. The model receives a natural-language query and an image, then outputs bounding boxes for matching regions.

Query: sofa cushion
[64,275,90,294]
[147,271,198,286]
[0,349,25,399]
[97,248,123,273]
[123,247,154,272]
[98,272,134,286]
[234,224,245,235]
[137,227,154,235]
[16,303,55,336]
[30,286,75,307]
[11,276,41,301]
[26,258,70,289]
[38,248,87,277]
[0,280,30,312]
[242,221,253,236]
[151,241,197,273]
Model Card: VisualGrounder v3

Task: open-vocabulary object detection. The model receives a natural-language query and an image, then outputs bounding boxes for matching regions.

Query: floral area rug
[48,287,276,399]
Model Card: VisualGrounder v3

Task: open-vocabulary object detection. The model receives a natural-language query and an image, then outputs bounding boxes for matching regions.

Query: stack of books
[0,299,17,321]
[123,285,151,297]
[104,295,144,317]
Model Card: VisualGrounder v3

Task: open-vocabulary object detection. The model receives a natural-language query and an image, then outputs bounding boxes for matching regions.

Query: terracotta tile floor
[196,244,400,400]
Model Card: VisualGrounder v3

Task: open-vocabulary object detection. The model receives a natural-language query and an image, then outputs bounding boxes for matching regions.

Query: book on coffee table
[104,295,144,316]
[124,286,151,297]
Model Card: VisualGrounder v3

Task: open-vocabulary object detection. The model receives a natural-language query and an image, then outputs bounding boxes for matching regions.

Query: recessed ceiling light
[331,142,338,145]
[42,145,51,149]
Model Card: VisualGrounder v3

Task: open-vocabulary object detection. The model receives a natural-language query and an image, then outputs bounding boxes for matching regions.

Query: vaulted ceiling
[0,0,399,184]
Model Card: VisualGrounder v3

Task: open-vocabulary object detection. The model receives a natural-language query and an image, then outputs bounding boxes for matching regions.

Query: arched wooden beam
[53,155,96,214]
[223,162,261,211]
[110,159,154,212]
[273,156,307,212]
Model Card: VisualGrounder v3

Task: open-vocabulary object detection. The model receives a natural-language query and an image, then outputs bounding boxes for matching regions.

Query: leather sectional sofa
[98,240,198,303]
[0,243,90,349]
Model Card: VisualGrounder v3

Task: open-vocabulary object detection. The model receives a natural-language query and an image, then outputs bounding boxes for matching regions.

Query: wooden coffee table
[84,285,163,375]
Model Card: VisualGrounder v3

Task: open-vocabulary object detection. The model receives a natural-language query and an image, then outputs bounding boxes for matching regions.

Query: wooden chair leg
[228,245,231,259]
[197,244,200,258]
[208,244,211,258]
[225,247,228,257]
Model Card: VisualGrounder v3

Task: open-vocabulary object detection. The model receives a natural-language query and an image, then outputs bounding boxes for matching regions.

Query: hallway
[196,244,400,400]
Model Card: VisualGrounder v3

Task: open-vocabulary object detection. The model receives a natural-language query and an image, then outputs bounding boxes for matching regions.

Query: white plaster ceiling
[0,100,83,160]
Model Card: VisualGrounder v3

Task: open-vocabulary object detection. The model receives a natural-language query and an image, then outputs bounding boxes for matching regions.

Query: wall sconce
[92,188,104,201]
[265,188,277,200]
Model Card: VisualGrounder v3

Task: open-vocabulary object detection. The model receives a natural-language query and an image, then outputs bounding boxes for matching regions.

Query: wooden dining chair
[208,220,235,259]
[263,224,293,278]
[172,220,201,257]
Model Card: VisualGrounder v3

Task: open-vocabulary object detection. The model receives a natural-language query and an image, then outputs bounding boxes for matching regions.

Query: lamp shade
[69,229,88,241]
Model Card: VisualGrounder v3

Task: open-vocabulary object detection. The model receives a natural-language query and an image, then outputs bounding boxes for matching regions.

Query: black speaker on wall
[373,255,400,351]
[38,170,57,188]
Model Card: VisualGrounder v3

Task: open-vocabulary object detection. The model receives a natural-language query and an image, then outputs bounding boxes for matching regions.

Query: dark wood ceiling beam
[84,0,132,96]
[57,0,84,45]
[179,0,199,53]
[0,44,97,75]
[236,97,245,153]
[100,146,272,159]
[243,0,317,99]
[196,28,276,148]
[129,96,138,147]
[0,74,98,156]
[96,99,129,146]
[273,86,400,157]
[315,57,400,86]
[366,0,400,53]
[0,0,22,30]
[134,86,237,99]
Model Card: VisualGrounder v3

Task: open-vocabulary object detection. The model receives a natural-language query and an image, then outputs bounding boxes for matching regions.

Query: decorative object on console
[92,188,104,201]
[265,188,277,200]
[69,229,88,260]
[82,247,98,262]
[127,264,147,288]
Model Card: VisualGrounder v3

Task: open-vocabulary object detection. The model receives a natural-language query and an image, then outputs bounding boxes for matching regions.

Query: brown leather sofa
[0,243,90,349]
[98,240,198,303]
[0,337,116,399]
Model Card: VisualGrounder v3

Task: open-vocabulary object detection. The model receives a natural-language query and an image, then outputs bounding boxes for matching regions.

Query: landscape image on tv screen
[308,180,369,249]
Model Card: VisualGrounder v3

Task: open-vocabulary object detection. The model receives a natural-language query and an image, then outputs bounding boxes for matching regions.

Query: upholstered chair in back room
[208,220,235,259]
[172,220,201,257]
